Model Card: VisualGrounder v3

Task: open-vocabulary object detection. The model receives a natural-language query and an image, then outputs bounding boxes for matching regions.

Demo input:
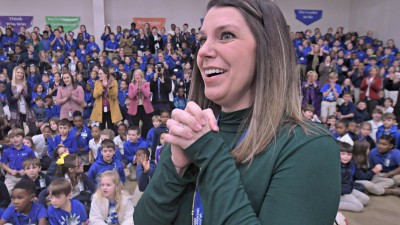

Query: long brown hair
[352,140,371,170]
[56,154,82,186]
[189,0,305,163]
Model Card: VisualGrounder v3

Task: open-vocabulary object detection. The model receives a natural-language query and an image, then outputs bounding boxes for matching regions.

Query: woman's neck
[108,194,116,203]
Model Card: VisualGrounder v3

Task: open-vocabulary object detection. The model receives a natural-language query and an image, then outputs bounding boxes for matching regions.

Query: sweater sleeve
[133,146,197,224]
[88,195,108,225]
[183,131,340,225]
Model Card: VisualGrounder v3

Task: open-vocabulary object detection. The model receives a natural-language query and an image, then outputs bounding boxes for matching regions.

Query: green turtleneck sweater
[134,108,340,225]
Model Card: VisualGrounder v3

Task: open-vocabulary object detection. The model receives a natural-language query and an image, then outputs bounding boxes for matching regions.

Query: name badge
[81,132,88,138]
[39,178,46,188]
[104,106,108,112]
[300,57,304,61]
[79,183,84,192]
[69,111,73,117]
[384,158,391,167]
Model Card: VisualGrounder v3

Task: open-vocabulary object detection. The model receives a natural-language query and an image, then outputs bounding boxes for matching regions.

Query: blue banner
[0,16,34,30]
[294,10,323,26]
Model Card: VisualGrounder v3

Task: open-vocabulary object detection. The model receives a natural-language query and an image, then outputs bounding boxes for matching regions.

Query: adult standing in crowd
[128,69,154,138]
[150,62,171,115]
[319,55,336,84]
[360,66,382,114]
[134,0,340,224]
[56,72,85,121]
[90,68,122,130]
[384,72,400,123]
[6,66,36,135]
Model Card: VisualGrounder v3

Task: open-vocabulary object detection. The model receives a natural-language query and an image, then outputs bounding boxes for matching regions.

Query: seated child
[155,131,168,164]
[47,146,69,177]
[301,104,321,123]
[337,92,356,121]
[368,109,383,143]
[369,134,400,195]
[40,154,96,208]
[1,128,36,194]
[48,118,78,157]
[347,121,358,141]
[44,95,60,119]
[339,142,369,212]
[21,157,51,197]
[0,180,47,225]
[88,139,126,184]
[70,111,92,165]
[336,119,354,146]
[352,140,395,196]
[357,122,376,149]
[376,113,400,148]
[354,100,371,124]
[23,136,39,158]
[136,148,156,192]
[124,126,147,180]
[113,123,128,156]
[89,124,102,164]
[151,110,170,159]
[89,171,134,225]
[146,115,161,149]
[93,129,123,162]
[47,178,89,225]
[32,124,53,169]
[33,96,49,129]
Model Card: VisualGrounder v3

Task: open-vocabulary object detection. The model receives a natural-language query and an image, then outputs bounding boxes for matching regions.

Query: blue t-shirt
[106,202,118,224]
[1,202,47,225]
[369,148,400,173]
[0,145,36,170]
[48,199,88,225]
[320,83,342,101]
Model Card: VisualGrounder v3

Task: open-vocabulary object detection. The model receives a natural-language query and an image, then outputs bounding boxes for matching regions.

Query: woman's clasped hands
[165,102,219,173]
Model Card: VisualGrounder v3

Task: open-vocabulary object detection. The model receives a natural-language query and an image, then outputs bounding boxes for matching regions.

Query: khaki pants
[5,173,22,194]
[321,101,337,118]
[356,175,395,195]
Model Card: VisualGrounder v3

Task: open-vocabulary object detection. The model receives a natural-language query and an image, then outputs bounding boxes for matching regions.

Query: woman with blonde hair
[128,69,154,138]
[135,0,340,224]
[302,70,322,115]
[6,66,36,135]
[89,171,134,225]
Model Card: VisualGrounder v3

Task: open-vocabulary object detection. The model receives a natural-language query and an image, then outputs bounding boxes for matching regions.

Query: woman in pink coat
[56,72,84,120]
[128,69,154,138]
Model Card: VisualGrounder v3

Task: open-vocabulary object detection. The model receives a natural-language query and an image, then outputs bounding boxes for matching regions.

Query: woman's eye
[221,32,235,41]
[199,38,206,46]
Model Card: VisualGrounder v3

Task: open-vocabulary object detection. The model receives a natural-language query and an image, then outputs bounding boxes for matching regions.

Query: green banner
[45,16,80,32]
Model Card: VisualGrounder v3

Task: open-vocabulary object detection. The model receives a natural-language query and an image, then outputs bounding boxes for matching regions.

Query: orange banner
[133,18,166,30]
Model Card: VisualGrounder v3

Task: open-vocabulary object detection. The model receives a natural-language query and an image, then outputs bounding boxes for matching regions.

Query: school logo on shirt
[59,214,81,225]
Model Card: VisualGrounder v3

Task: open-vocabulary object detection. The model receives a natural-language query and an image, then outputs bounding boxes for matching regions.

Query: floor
[342,195,400,225]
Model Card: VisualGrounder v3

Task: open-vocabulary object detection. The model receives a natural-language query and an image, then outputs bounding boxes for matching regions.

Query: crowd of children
[0,20,400,223]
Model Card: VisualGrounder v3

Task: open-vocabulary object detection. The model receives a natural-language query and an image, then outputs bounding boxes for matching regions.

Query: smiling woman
[134,0,340,224]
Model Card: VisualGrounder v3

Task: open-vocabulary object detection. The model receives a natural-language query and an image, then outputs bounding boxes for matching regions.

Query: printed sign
[0,16,33,30]
[45,16,80,32]
[294,9,323,26]
[133,18,166,30]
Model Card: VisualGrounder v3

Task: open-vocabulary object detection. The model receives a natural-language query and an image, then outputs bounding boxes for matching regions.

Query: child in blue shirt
[320,72,342,123]
[146,115,161,148]
[118,80,129,121]
[135,148,156,192]
[47,177,89,225]
[88,139,126,184]
[369,135,400,187]
[71,112,92,164]
[83,83,94,119]
[1,128,36,194]
[86,35,100,56]
[76,42,88,62]
[105,33,119,54]
[44,95,60,119]
[48,119,78,157]
[376,113,400,148]
[0,81,7,108]
[123,126,147,166]
[0,180,47,225]
[173,87,188,110]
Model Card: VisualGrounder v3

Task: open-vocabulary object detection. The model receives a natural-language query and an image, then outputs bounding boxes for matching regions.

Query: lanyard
[192,118,247,225]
